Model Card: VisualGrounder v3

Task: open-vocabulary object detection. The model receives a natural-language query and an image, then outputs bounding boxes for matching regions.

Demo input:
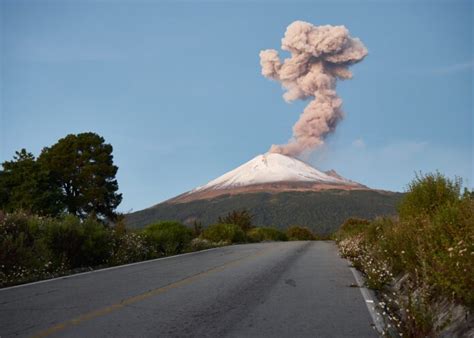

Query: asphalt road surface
[0,241,379,337]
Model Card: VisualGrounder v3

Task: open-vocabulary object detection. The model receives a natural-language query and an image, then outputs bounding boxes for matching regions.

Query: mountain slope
[125,153,402,234]
[126,190,403,235]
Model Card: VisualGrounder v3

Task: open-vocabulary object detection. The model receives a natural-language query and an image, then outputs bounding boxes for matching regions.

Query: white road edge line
[0,247,221,292]
[350,267,386,335]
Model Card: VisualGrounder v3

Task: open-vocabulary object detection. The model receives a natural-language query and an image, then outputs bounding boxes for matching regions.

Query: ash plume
[260,21,367,157]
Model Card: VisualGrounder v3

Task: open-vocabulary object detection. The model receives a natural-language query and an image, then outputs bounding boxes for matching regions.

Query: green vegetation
[1,208,318,287]
[0,149,62,216]
[0,133,137,287]
[336,217,371,237]
[247,227,288,242]
[0,132,122,220]
[0,133,321,288]
[126,190,403,234]
[45,215,112,268]
[144,221,193,255]
[0,212,154,286]
[38,133,122,220]
[286,225,316,240]
[398,172,462,221]
[0,133,325,290]
[201,223,246,244]
[335,173,473,336]
[0,213,212,287]
[218,209,254,232]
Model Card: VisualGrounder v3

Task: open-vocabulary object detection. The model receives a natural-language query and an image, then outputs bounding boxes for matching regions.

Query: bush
[286,225,315,240]
[339,193,474,305]
[336,173,474,336]
[217,209,254,232]
[144,221,193,256]
[0,213,115,286]
[398,172,462,221]
[45,215,112,268]
[336,218,371,239]
[247,227,288,242]
[201,223,246,244]
[187,237,221,252]
[0,212,54,285]
[108,230,156,265]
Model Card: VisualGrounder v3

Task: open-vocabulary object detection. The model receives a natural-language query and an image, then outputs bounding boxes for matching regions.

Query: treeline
[126,189,403,234]
[335,173,473,337]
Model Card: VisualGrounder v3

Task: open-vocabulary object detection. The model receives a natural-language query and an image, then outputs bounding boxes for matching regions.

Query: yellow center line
[31,245,277,338]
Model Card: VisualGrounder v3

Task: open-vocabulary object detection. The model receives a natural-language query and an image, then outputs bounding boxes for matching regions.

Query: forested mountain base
[126,190,403,235]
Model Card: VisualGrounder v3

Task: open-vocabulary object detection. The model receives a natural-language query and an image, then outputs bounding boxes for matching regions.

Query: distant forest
[126,190,404,235]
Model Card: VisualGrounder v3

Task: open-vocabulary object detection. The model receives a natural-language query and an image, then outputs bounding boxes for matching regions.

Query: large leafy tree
[38,132,122,220]
[0,149,62,215]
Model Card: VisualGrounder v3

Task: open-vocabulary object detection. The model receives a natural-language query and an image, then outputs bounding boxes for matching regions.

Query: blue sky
[1,0,472,212]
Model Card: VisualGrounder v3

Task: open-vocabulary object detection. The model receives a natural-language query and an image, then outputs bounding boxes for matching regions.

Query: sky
[1,0,472,213]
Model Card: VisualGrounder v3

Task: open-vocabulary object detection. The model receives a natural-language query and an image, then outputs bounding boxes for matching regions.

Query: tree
[192,220,203,237]
[38,133,122,220]
[0,149,62,215]
[463,188,474,200]
[217,209,254,232]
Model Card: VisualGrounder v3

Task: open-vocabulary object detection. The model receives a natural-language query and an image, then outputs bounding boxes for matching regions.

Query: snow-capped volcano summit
[169,153,367,203]
[195,153,349,190]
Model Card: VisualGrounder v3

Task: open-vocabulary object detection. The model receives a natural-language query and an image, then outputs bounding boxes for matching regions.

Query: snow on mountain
[193,153,353,192]
[165,153,367,204]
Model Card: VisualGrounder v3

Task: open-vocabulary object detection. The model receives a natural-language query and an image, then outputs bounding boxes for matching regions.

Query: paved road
[0,241,378,337]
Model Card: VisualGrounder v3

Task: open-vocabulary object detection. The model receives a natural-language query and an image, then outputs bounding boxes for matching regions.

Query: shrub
[45,215,112,268]
[398,172,462,221]
[336,217,371,239]
[336,173,474,336]
[247,227,288,242]
[108,230,156,265]
[144,221,193,256]
[0,212,54,285]
[201,223,246,244]
[217,209,254,232]
[187,237,221,252]
[0,212,113,286]
[286,225,315,240]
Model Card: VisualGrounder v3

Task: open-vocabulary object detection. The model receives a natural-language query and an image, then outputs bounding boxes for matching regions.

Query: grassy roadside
[334,173,473,337]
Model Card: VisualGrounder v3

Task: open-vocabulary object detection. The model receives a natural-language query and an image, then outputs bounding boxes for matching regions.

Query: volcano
[169,153,367,203]
[126,154,402,234]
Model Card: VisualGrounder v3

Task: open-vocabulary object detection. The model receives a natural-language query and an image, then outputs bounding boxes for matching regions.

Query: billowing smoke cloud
[260,21,367,157]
